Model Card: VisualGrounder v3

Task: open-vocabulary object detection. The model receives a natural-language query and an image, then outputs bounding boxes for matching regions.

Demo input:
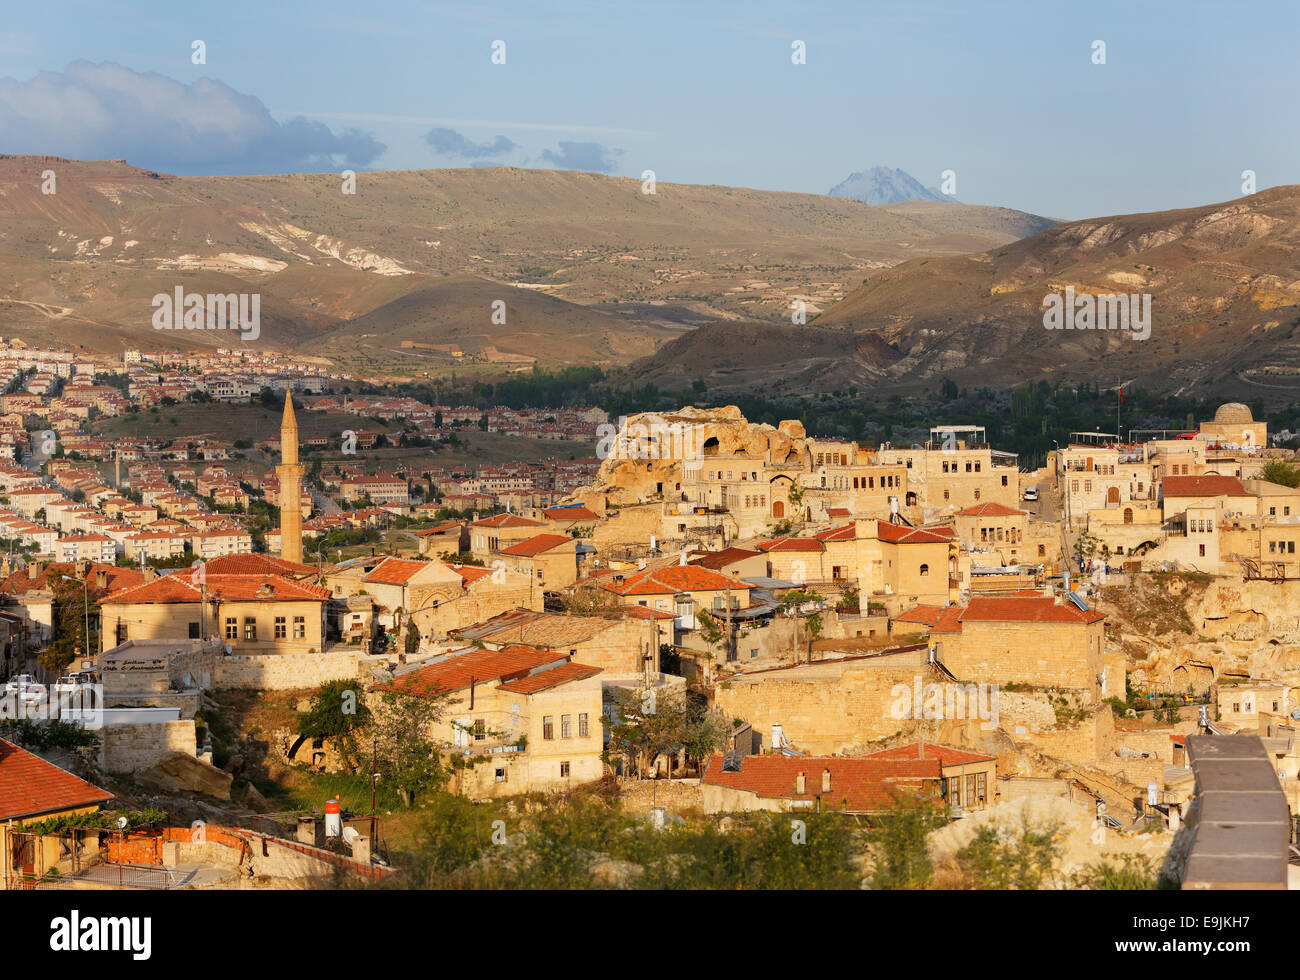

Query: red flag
[1119,386,1123,404]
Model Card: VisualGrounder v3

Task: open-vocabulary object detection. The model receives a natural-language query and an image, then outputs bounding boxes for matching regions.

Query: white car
[1022,487,1039,502]
[3,674,46,707]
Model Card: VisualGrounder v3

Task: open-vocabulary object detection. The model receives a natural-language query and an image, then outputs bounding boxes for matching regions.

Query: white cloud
[0,61,385,174]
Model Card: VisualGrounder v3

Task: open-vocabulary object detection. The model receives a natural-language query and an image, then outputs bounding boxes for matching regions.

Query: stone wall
[714,650,930,755]
[1014,709,1116,765]
[213,649,363,690]
[939,619,1105,702]
[101,720,197,774]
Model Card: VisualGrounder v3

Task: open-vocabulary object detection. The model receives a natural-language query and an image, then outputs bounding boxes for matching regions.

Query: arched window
[919,563,929,577]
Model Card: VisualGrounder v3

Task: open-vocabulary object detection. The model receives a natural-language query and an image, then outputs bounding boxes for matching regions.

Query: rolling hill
[0,155,1053,376]
[636,186,1300,401]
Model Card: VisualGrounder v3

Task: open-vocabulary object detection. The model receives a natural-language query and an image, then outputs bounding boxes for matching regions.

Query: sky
[0,0,1296,219]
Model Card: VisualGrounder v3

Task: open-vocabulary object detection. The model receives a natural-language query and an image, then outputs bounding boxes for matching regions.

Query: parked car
[1022,487,1039,501]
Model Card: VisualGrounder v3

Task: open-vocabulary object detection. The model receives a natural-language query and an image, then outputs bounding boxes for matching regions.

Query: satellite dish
[116,816,128,830]
[1290,709,1300,721]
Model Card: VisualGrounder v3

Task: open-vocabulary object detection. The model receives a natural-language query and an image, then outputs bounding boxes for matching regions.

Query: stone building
[376,644,604,798]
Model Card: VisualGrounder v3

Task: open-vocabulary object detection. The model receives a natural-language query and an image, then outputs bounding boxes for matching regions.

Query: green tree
[296,678,371,771]
[605,687,688,778]
[372,686,450,806]
[868,794,944,889]
[953,821,1062,889]
[1261,459,1300,488]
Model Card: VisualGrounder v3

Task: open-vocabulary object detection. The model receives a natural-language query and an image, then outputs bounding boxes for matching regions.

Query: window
[578,713,589,737]
[188,621,200,639]
[293,615,305,639]
[542,716,554,740]
[919,563,929,577]
[1001,475,1008,486]
[495,767,507,783]
[116,621,128,644]
[473,719,486,742]
[274,616,287,639]
[560,761,570,778]
[225,617,237,640]
[244,617,257,640]
[750,648,758,658]
[561,714,572,739]
[947,776,961,806]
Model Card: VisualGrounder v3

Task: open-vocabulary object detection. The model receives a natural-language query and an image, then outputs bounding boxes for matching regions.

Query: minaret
[277,389,304,563]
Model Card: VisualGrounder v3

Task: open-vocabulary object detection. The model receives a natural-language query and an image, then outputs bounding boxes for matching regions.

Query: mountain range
[828,166,953,206]
[3,153,1297,404]
[636,186,1300,403]
[0,155,1050,378]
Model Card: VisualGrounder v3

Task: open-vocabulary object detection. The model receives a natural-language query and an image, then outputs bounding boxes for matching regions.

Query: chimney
[795,771,806,795]
[821,768,831,794]
[96,569,108,590]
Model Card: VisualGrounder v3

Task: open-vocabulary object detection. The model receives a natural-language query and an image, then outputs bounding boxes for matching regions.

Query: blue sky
[0,0,1295,219]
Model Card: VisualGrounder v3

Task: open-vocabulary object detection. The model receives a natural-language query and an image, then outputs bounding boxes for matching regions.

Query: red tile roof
[101,573,330,604]
[0,738,113,820]
[602,564,752,597]
[201,553,319,577]
[498,533,573,557]
[1163,475,1250,497]
[363,557,437,586]
[543,505,599,522]
[931,605,967,633]
[892,604,949,627]
[814,523,857,542]
[473,513,544,529]
[620,605,676,620]
[380,645,567,696]
[861,741,996,767]
[877,520,954,544]
[701,753,941,812]
[497,661,603,694]
[447,564,492,584]
[416,521,463,536]
[958,502,1024,517]
[757,536,826,553]
[826,507,850,518]
[689,547,762,570]
[960,595,1105,625]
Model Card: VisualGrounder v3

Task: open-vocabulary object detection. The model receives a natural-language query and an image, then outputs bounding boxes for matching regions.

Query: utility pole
[370,736,378,842]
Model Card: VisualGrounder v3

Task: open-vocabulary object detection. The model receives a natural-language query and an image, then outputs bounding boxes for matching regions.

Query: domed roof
[1213,402,1253,424]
